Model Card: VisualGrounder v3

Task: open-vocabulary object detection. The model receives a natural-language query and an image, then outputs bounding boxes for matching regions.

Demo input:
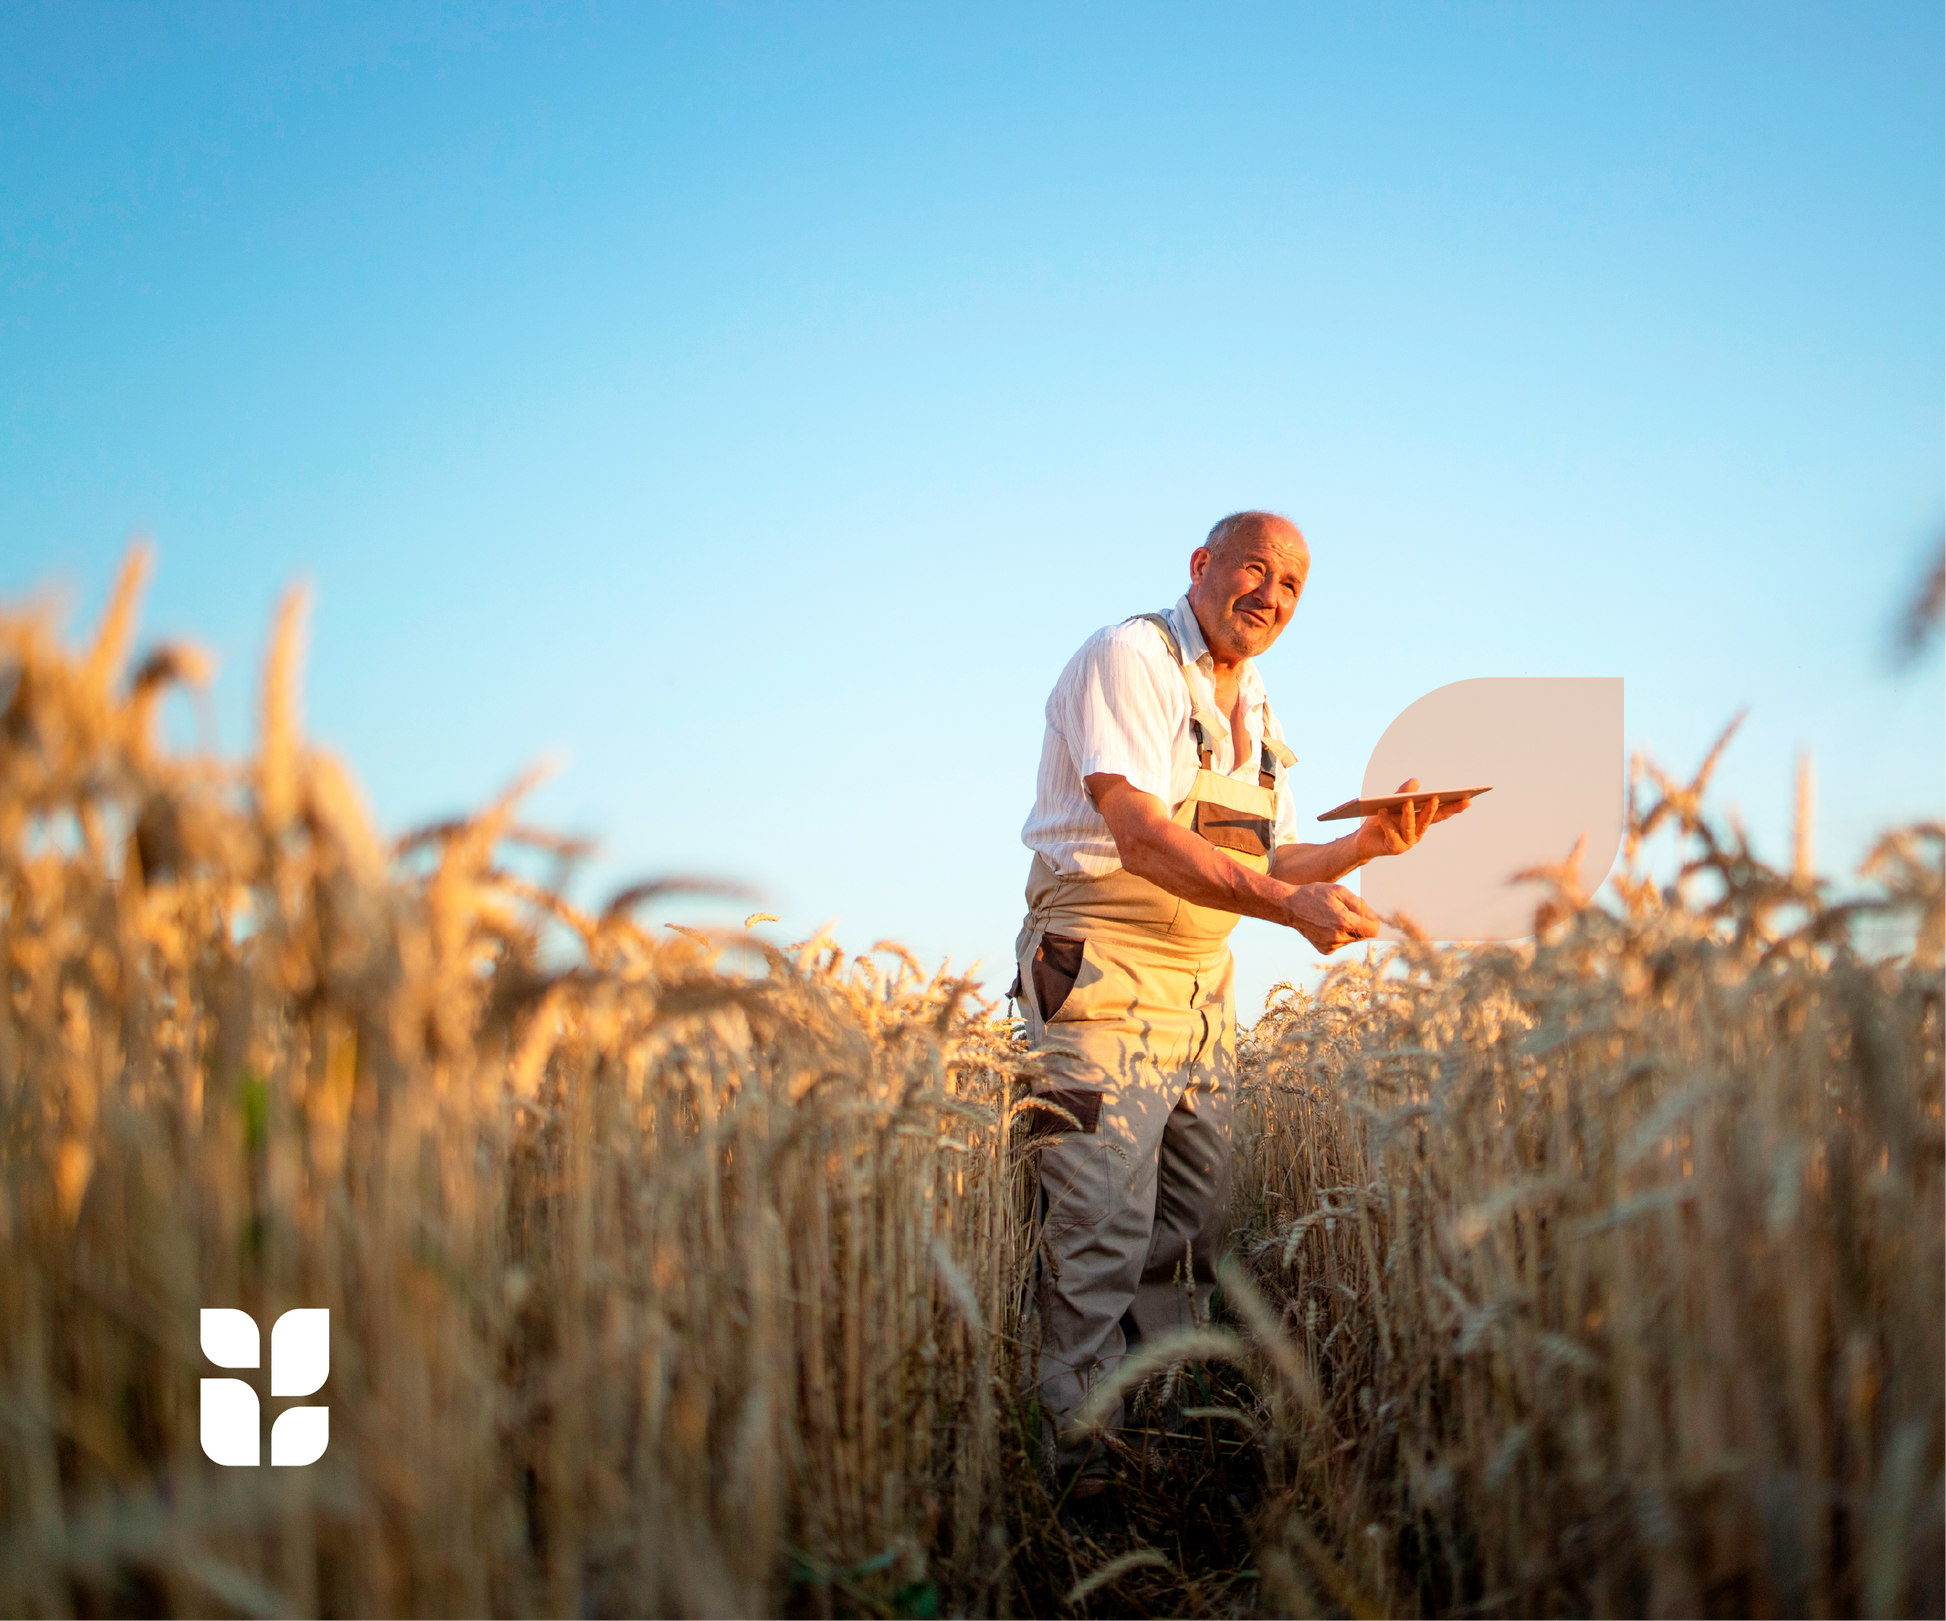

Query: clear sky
[6,2,1941,1017]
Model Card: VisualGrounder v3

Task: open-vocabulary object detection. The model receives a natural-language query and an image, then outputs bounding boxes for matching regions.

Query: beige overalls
[1012,611,1283,1470]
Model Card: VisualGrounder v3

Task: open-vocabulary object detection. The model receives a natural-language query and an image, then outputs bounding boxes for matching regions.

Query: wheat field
[1,550,1939,1618]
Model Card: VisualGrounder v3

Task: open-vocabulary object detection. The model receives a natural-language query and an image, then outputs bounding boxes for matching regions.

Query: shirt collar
[1168,595,1265,704]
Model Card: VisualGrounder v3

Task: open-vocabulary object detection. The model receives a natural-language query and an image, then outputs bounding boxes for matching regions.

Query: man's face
[1187,523,1311,662]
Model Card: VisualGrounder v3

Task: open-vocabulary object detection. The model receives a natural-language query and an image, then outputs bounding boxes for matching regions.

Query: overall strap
[1125,612,1211,768]
[1257,696,1295,790]
[1126,611,1184,667]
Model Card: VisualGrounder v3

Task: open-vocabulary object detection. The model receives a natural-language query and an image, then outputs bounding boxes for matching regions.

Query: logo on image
[198,1307,330,1467]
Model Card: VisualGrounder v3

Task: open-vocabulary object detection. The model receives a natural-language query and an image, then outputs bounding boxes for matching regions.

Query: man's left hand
[1354,777,1474,862]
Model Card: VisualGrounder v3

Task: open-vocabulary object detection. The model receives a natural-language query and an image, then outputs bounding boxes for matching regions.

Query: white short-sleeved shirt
[1021,595,1300,878]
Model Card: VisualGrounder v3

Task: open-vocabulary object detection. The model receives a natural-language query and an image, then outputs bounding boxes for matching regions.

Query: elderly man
[1014,509,1469,1505]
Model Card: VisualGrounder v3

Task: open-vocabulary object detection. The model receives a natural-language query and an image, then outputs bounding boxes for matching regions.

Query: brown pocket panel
[1032,931,1087,1021]
[1024,1087,1104,1136]
[1193,800,1272,858]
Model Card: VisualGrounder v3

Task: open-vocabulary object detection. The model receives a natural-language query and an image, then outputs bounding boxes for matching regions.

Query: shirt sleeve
[1049,628,1182,804]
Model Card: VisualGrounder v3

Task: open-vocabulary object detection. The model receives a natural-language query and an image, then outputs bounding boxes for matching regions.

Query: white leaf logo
[198,1307,330,1467]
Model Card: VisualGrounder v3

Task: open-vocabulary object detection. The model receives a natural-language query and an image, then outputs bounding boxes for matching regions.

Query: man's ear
[1189,545,1212,584]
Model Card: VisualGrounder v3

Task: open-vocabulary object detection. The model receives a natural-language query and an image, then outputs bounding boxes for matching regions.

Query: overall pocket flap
[1193,800,1272,858]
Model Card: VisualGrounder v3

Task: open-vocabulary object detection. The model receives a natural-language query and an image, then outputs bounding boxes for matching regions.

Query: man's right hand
[1283,882,1382,953]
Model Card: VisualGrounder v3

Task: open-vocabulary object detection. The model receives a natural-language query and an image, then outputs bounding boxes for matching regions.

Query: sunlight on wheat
[0,549,1938,1618]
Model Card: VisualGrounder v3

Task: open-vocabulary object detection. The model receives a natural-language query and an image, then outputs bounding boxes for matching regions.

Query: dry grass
[0,551,1031,1618]
[1219,739,1943,1619]
[1,549,1940,1618]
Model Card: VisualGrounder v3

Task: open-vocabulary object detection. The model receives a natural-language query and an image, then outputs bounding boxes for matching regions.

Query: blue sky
[5,2,1941,1016]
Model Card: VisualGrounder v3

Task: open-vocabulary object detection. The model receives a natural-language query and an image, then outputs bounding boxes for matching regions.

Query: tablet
[1315,785,1493,822]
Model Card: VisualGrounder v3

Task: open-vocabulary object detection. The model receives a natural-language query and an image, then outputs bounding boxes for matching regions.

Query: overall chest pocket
[1192,800,1272,860]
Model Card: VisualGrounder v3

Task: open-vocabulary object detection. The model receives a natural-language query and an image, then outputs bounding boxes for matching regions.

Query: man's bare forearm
[1115,813,1311,923]
[1084,773,1382,952]
[1269,836,1368,886]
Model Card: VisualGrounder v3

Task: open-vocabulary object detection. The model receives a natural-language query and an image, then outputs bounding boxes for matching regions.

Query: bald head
[1204,509,1305,562]
[1187,509,1311,665]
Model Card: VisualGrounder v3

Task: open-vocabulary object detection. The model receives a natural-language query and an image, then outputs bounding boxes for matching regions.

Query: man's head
[1187,510,1311,663]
